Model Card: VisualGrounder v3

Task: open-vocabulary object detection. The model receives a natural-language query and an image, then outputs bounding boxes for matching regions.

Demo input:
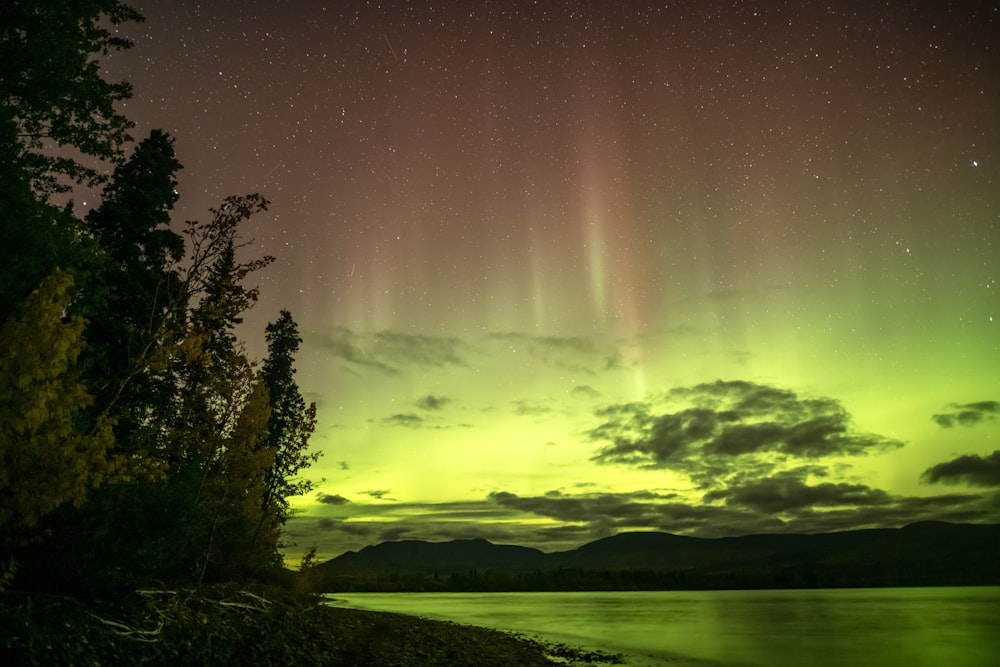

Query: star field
[98,1,998,559]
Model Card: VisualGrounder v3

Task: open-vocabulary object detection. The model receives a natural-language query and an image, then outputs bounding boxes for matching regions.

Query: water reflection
[330,587,1000,667]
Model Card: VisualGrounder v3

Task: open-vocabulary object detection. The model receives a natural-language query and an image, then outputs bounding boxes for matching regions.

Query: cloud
[374,330,465,368]
[932,401,1000,428]
[284,381,993,561]
[767,492,1000,535]
[286,484,1000,562]
[485,331,617,375]
[317,493,351,505]
[377,526,412,542]
[382,413,424,427]
[488,489,785,536]
[569,384,601,399]
[283,499,554,558]
[380,409,471,430]
[311,327,465,375]
[704,473,892,513]
[312,328,626,387]
[311,327,399,374]
[416,394,450,410]
[589,381,903,488]
[487,332,598,357]
[486,483,1000,543]
[337,522,376,536]
[921,451,1000,487]
[512,399,554,417]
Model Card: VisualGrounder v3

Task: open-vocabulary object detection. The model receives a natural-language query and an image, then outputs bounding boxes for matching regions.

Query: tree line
[319,562,1000,593]
[1,0,319,593]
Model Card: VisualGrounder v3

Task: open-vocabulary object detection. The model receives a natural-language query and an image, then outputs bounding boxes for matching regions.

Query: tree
[79,129,186,446]
[0,0,324,592]
[58,195,281,586]
[86,129,184,269]
[0,190,92,321]
[194,365,275,582]
[0,1,141,327]
[254,310,320,552]
[0,271,116,533]
[165,195,274,469]
[0,0,142,196]
[1,1,143,320]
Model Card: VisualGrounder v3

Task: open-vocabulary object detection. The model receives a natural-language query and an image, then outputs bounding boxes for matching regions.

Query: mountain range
[311,522,1000,591]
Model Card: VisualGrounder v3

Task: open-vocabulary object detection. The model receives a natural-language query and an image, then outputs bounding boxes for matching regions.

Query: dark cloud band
[922,451,1000,487]
[932,401,1000,428]
[589,381,903,478]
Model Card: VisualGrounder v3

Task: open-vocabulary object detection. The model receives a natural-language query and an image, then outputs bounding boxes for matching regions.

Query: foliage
[22,194,301,591]
[0,271,116,532]
[0,0,143,195]
[256,310,321,550]
[294,546,323,595]
[76,129,186,462]
[1,0,144,321]
[0,1,321,594]
[164,195,284,581]
[0,560,15,594]
[0,191,92,321]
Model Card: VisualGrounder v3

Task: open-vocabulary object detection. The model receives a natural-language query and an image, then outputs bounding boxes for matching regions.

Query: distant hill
[320,538,545,575]
[312,522,1000,592]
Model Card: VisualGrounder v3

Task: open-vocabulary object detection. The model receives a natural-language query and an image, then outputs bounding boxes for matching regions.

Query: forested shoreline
[2,1,318,596]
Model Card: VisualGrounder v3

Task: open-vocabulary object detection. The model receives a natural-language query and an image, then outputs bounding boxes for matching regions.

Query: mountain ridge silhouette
[313,521,1000,591]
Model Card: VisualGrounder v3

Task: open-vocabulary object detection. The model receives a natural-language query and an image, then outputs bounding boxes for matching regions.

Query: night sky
[95,1,998,561]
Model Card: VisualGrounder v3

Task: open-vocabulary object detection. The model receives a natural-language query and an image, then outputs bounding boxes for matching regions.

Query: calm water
[329,588,1000,666]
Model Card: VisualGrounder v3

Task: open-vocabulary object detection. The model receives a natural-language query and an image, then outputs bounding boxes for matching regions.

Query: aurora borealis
[96,1,997,560]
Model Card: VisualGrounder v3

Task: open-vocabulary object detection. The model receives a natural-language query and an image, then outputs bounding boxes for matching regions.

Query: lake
[329,587,1000,666]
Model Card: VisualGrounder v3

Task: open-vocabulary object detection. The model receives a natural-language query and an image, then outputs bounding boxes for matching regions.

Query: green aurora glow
[98,1,997,560]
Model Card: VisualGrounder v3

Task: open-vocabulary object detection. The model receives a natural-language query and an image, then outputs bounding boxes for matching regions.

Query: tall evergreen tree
[78,129,185,457]
[255,311,320,552]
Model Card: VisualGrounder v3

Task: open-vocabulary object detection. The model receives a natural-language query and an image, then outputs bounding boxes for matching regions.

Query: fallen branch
[89,612,165,642]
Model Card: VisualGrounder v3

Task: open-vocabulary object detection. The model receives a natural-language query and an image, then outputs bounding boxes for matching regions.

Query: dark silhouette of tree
[78,130,186,460]
[0,192,89,321]
[1,1,143,319]
[1,1,143,322]
[185,196,274,363]
[0,0,142,195]
[159,195,280,581]
[13,195,301,591]
[254,311,320,555]
[0,1,320,594]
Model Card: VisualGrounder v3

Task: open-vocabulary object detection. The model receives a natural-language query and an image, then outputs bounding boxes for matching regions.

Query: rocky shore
[0,584,623,666]
[316,605,623,666]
